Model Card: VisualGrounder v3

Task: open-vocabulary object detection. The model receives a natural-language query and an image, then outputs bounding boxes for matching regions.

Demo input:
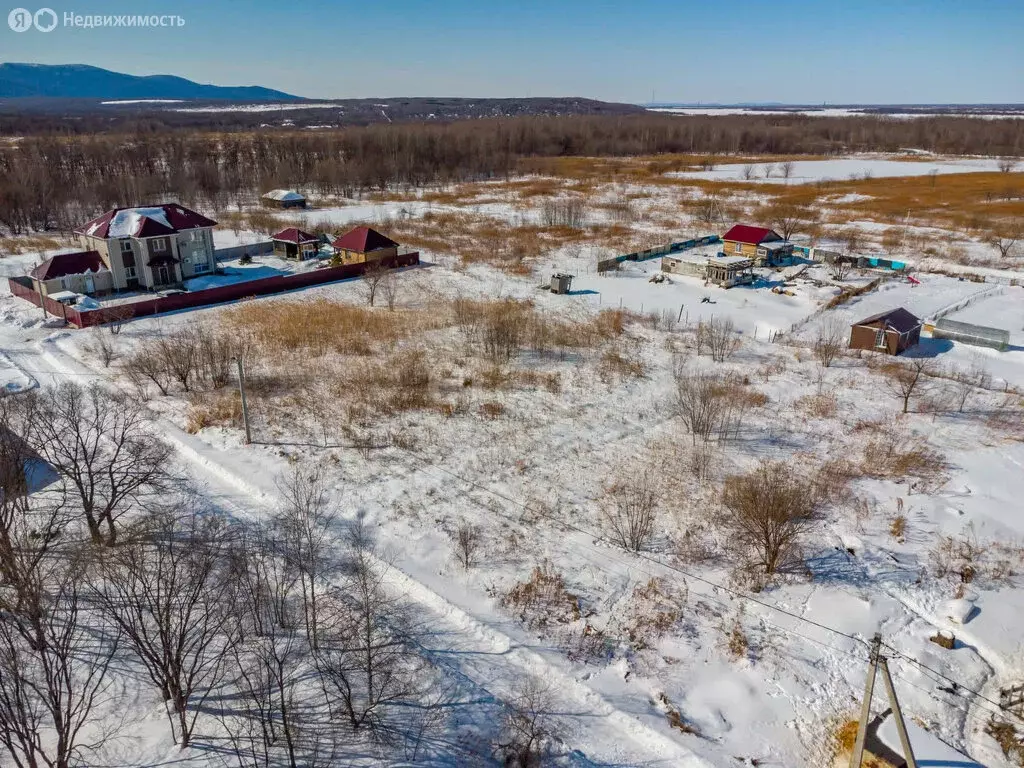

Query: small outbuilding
[550,273,573,294]
[29,250,112,297]
[331,226,400,265]
[849,308,922,356]
[271,227,321,260]
[261,189,307,209]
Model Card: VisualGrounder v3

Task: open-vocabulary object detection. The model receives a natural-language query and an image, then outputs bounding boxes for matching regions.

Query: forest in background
[0,113,1022,235]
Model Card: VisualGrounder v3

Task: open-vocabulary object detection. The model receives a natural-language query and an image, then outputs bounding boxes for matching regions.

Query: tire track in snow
[30,335,712,768]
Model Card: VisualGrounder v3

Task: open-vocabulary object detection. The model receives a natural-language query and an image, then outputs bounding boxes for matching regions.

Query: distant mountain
[0,63,298,100]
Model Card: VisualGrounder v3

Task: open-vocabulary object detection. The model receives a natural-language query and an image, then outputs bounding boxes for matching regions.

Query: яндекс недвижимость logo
[8,7,57,31]
[9,8,181,31]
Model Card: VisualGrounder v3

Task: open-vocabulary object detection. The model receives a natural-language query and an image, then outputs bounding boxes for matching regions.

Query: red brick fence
[8,252,420,328]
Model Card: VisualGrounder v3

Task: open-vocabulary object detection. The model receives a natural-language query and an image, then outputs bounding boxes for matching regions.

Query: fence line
[7,252,419,329]
[213,241,275,262]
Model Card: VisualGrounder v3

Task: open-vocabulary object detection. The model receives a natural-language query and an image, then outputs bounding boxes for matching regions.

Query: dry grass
[185,391,243,433]
[501,562,582,629]
[796,392,839,418]
[0,234,72,255]
[987,717,1024,765]
[222,298,426,358]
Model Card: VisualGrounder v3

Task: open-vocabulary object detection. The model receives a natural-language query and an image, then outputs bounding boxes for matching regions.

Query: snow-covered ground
[670,156,1004,184]
[649,106,1024,120]
[1,154,1022,767]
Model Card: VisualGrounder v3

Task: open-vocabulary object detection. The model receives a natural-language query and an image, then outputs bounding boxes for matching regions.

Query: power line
[395,446,869,650]
[885,644,1024,726]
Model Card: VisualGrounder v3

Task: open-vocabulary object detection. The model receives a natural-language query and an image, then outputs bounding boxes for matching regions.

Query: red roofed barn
[74,204,218,291]
[331,226,400,265]
[722,224,793,266]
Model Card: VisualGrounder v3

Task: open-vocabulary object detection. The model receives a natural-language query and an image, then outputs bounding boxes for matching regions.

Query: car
[157,288,188,297]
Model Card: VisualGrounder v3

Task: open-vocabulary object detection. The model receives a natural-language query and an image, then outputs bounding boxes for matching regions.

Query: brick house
[74,204,218,291]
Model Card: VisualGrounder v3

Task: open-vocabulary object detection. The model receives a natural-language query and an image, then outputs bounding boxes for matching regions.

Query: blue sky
[2,0,1022,103]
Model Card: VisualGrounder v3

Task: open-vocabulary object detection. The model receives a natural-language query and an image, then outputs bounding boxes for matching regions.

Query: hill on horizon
[0,63,299,100]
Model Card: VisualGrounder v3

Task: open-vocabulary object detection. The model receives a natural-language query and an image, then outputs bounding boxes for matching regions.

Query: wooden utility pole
[850,633,918,768]
[234,356,252,445]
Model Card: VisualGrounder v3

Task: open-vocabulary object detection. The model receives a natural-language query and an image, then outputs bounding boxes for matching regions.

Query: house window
[124,266,137,279]
[874,329,887,348]
[151,237,168,252]
[192,260,209,274]
[734,242,743,254]
[120,239,133,255]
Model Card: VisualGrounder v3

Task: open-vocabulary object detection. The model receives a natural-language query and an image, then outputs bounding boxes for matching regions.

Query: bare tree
[19,382,172,546]
[158,330,199,392]
[89,327,118,367]
[452,522,481,569]
[124,347,173,397]
[315,520,424,735]
[813,318,846,368]
[828,258,853,281]
[360,262,389,307]
[380,269,400,311]
[780,160,795,181]
[694,191,724,225]
[674,364,727,445]
[697,317,740,362]
[951,358,991,413]
[742,164,756,181]
[767,202,815,241]
[988,232,1020,259]
[720,460,822,575]
[91,506,237,748]
[0,551,117,768]
[493,677,558,768]
[884,357,935,414]
[604,473,658,552]
[276,466,337,650]
[997,158,1017,173]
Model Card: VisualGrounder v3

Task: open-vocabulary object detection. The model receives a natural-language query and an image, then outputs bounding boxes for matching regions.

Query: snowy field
[670,156,1005,184]
[3,249,1024,766]
[1,152,1023,768]
[649,106,1024,120]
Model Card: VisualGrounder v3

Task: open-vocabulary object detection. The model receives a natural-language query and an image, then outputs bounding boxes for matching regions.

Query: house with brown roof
[722,224,794,266]
[271,227,320,260]
[29,250,112,297]
[74,204,218,291]
[331,226,399,265]
[848,308,922,355]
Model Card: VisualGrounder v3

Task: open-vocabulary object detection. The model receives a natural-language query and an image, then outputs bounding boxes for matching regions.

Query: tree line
[0,382,555,767]
[1,113,1021,235]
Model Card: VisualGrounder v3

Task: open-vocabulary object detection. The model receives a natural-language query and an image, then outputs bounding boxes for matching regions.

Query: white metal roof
[262,189,305,201]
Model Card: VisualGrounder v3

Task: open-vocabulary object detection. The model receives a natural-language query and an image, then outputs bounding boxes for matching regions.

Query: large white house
[74,204,218,291]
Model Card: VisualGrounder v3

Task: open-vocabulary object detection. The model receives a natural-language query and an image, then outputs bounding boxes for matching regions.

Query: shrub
[603,473,658,552]
[502,562,581,629]
[720,460,823,575]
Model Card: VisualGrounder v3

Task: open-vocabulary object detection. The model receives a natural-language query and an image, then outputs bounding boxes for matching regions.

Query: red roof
[722,224,781,245]
[271,227,319,244]
[75,204,217,239]
[331,226,399,253]
[30,250,104,281]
